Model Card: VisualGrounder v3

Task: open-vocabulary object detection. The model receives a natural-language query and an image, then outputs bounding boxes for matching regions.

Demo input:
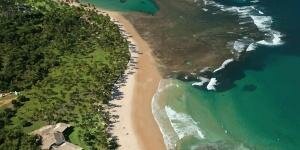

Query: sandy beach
[108,12,166,150]
[62,1,165,148]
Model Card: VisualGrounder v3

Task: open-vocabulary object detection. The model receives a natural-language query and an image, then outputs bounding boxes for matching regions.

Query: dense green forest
[0,0,130,149]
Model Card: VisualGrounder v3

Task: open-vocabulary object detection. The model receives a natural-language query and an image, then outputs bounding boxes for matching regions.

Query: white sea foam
[233,41,247,53]
[203,0,225,9]
[229,37,256,53]
[192,76,210,87]
[192,81,205,86]
[214,58,234,73]
[222,6,255,18]
[245,14,284,47]
[256,30,284,46]
[203,0,284,52]
[246,43,257,51]
[200,67,211,73]
[152,80,206,149]
[165,106,205,139]
[250,15,273,31]
[258,10,264,15]
[251,0,259,3]
[207,78,218,91]
[272,31,283,45]
[152,80,179,150]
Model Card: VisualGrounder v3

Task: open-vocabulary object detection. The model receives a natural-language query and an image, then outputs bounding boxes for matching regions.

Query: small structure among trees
[31,123,82,150]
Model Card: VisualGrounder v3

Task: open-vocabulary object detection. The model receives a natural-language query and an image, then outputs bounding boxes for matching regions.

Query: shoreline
[107,12,166,150]
[62,1,165,149]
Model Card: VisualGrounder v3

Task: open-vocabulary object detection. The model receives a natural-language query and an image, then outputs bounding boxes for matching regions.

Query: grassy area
[0,0,130,149]
[69,127,90,150]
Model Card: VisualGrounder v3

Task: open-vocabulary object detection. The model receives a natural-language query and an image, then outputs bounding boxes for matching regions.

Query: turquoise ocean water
[81,0,158,14]
[153,53,300,149]
[84,0,300,149]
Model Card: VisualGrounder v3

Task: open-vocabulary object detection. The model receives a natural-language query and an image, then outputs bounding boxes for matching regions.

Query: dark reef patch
[242,84,257,92]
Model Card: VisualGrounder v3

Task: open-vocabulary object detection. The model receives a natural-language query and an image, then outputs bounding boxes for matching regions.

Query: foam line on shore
[152,80,205,150]
[151,80,180,150]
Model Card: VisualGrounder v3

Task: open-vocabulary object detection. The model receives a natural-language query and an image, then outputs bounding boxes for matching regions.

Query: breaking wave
[152,80,205,149]
[152,80,178,149]
[165,106,205,140]
[203,0,284,53]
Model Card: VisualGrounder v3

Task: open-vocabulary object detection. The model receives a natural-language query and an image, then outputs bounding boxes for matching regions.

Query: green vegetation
[0,0,130,149]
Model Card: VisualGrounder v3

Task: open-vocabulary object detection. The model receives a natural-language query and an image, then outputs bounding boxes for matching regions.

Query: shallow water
[84,0,267,75]
[151,0,300,147]
[124,0,266,75]
[154,52,300,149]
[84,0,300,149]
[81,0,158,14]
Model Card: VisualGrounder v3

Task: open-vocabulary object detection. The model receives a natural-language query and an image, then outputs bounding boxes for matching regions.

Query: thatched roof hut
[32,123,82,150]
